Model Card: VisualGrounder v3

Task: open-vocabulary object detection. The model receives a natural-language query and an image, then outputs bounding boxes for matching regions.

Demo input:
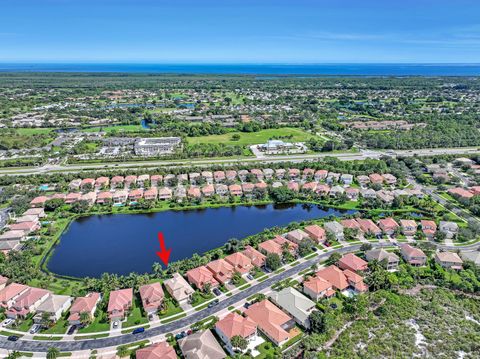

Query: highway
[1,146,480,177]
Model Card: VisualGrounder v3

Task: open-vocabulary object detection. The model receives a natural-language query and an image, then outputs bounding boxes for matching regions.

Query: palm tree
[47,347,60,359]
[152,262,163,277]
[116,346,128,358]
[6,351,21,359]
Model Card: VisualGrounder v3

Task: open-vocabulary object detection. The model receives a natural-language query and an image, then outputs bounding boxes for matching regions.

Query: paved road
[0,243,388,352]
[2,146,480,177]
[1,239,476,353]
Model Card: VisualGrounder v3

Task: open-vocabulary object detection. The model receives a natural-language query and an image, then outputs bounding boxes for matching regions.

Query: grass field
[187,127,317,146]
[81,124,144,133]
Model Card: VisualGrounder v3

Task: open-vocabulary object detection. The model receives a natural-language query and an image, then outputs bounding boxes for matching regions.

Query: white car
[113,321,119,328]
[3,319,13,327]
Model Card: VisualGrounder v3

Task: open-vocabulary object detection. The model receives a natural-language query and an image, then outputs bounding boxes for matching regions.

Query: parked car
[212,288,221,296]
[132,327,145,334]
[243,302,251,309]
[175,331,187,340]
[7,335,19,341]
[3,318,13,327]
[113,321,119,328]
[246,274,254,280]
[67,325,77,335]
[29,324,41,334]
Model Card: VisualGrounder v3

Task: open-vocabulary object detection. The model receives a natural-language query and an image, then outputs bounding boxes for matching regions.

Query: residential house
[275,168,286,179]
[124,175,137,189]
[164,273,194,305]
[9,221,40,234]
[179,330,226,359]
[229,184,242,196]
[439,221,459,239]
[365,249,400,270]
[214,171,226,183]
[289,168,300,180]
[302,182,317,192]
[303,276,335,301]
[376,190,394,204]
[242,183,255,196]
[206,259,235,285]
[6,287,50,319]
[189,173,201,185]
[215,184,228,196]
[0,276,8,291]
[460,251,480,266]
[258,239,283,257]
[215,313,257,355]
[273,235,298,256]
[0,283,29,308]
[420,220,437,239]
[137,174,150,188]
[95,177,109,190]
[69,179,82,191]
[136,342,177,359]
[144,187,158,201]
[269,287,316,329]
[288,181,299,192]
[338,253,368,272]
[326,172,340,184]
[226,170,237,182]
[34,294,72,323]
[263,168,274,179]
[378,217,399,236]
[111,176,124,189]
[187,187,201,199]
[316,266,348,291]
[302,168,314,179]
[356,219,382,237]
[23,208,46,218]
[435,251,463,270]
[139,283,164,315]
[96,191,113,204]
[242,246,266,268]
[30,196,48,208]
[225,252,253,275]
[80,178,95,191]
[400,219,417,236]
[201,171,213,184]
[345,187,360,200]
[344,269,368,293]
[399,244,427,266]
[360,188,376,199]
[65,192,81,204]
[201,184,215,197]
[238,170,249,182]
[340,174,353,185]
[316,184,330,196]
[107,288,133,321]
[158,187,173,200]
[304,225,326,243]
[150,175,163,187]
[244,299,295,346]
[356,175,370,187]
[81,192,97,206]
[383,173,397,186]
[68,292,101,325]
[324,221,345,241]
[314,169,328,181]
[329,186,345,198]
[251,168,264,181]
[286,229,310,244]
[369,173,384,184]
[186,266,219,290]
[128,188,144,202]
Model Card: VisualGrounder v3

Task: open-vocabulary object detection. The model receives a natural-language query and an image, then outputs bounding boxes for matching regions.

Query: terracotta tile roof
[186,266,219,290]
[216,312,257,339]
[304,225,326,241]
[206,259,235,283]
[303,276,332,294]
[258,240,283,256]
[244,300,292,344]
[224,252,253,274]
[316,265,348,291]
[0,283,29,304]
[107,288,132,315]
[139,283,164,311]
[69,292,100,317]
[242,246,266,267]
[338,253,368,272]
[136,342,177,359]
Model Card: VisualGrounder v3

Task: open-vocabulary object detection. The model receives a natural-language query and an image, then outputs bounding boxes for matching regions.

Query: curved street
[1,240,478,352]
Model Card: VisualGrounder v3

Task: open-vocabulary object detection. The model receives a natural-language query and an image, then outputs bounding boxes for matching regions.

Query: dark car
[7,335,19,341]
[67,325,77,335]
[212,288,221,296]
[132,327,145,334]
[208,299,219,308]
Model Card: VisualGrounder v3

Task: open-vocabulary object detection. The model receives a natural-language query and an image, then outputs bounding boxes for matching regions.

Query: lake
[47,203,354,278]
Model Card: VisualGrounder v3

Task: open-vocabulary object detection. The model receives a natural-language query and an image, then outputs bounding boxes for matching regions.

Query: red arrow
[156,232,171,267]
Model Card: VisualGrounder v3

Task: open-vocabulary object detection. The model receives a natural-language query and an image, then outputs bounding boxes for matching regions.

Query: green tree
[231,334,248,351]
[266,253,281,271]
[47,347,60,359]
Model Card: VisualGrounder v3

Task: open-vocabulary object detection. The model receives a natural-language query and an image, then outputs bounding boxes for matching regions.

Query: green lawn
[191,291,215,308]
[40,316,69,335]
[81,124,144,133]
[123,297,149,328]
[187,127,317,146]
[157,300,184,320]
[77,314,110,334]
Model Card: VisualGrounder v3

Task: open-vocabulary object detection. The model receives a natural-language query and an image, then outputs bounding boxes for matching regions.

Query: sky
[0,0,480,63]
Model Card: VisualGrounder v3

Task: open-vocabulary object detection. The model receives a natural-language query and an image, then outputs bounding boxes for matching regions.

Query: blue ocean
[0,63,479,76]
